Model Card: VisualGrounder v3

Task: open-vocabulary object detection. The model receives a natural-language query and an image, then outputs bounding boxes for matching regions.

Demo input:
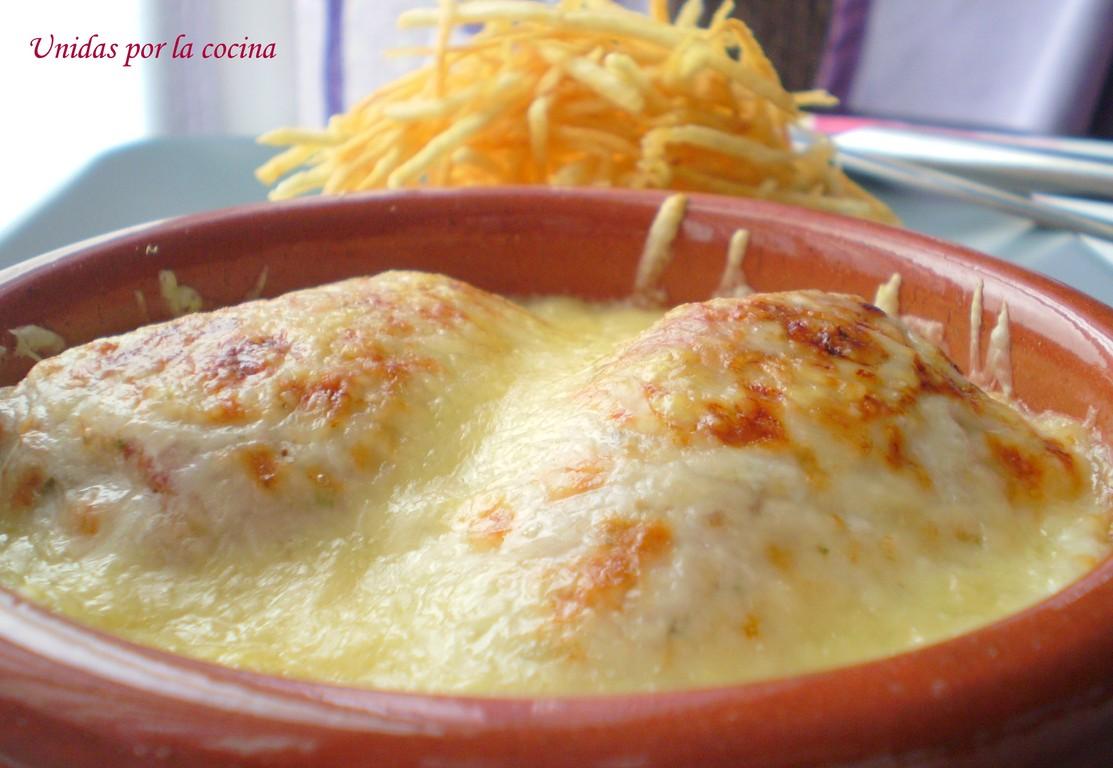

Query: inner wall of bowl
[0,189,1110,444]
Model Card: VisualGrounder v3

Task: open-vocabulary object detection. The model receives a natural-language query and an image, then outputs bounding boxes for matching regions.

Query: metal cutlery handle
[835,149,1113,243]
[832,127,1113,198]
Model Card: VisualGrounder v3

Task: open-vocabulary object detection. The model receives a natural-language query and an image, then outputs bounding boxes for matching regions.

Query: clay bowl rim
[2,186,1113,755]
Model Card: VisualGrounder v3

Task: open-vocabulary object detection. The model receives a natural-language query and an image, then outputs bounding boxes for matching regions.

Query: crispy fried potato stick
[256,0,897,225]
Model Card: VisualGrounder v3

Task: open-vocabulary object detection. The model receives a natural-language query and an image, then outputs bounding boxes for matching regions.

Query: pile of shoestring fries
[256,0,897,224]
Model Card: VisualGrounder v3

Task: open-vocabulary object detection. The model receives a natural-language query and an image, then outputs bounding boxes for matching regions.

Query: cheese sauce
[0,272,1108,694]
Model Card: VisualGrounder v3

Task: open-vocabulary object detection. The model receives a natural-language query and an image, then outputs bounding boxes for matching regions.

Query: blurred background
[2,0,1112,265]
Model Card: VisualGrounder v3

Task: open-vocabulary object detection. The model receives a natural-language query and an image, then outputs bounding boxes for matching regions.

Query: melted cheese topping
[632,192,687,307]
[0,272,1109,694]
[714,229,752,299]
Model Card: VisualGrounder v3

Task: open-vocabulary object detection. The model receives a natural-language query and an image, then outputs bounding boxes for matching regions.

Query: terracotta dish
[1,188,1112,767]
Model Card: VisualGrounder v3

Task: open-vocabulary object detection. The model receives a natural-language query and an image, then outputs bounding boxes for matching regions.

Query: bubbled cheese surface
[0,271,1108,694]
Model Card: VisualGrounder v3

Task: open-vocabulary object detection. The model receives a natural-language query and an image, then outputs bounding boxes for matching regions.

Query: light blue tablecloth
[2,137,1110,306]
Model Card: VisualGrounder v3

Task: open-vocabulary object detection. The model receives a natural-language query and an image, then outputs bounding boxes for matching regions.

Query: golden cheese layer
[0,272,1108,694]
